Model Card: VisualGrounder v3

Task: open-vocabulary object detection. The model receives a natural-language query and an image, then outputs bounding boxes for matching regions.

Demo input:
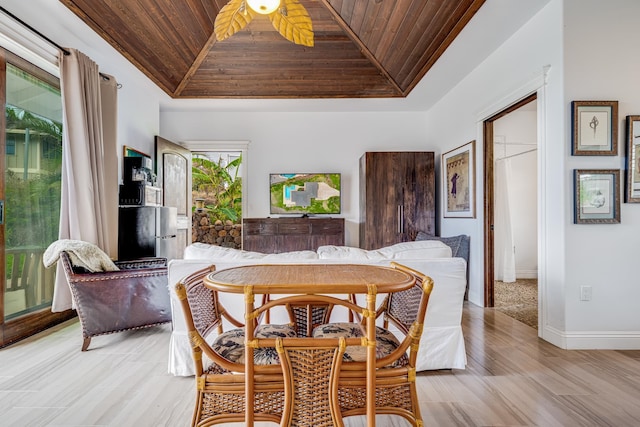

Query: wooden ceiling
[60,0,485,99]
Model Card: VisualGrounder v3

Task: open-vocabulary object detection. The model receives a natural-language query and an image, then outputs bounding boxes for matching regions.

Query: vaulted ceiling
[59,0,485,99]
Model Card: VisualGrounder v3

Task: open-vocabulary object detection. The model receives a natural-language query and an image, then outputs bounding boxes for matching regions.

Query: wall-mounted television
[269,173,341,215]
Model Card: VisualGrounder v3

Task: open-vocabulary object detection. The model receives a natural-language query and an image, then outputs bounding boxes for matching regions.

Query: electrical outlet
[580,285,592,301]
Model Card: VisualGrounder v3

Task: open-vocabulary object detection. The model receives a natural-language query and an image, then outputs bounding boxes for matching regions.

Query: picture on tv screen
[269,173,341,215]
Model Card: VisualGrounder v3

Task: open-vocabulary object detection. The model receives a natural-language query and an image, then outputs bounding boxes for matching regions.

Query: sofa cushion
[375,240,452,259]
[316,245,385,260]
[415,232,469,263]
[262,251,319,260]
[318,240,451,261]
[186,241,451,263]
[211,324,297,365]
[184,243,318,261]
[184,243,266,260]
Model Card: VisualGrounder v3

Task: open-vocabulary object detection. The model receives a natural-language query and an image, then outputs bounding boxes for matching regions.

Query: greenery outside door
[191,151,243,248]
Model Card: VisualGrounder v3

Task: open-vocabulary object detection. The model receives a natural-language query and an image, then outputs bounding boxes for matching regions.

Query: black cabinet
[359,152,435,250]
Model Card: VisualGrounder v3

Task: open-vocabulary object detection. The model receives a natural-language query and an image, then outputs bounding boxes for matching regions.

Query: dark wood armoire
[359,152,435,250]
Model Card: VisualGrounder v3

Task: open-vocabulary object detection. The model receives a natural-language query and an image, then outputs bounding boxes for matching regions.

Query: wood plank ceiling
[60,0,485,99]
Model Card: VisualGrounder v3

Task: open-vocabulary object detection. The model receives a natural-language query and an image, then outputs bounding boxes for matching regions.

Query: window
[1,49,72,346]
[6,134,15,155]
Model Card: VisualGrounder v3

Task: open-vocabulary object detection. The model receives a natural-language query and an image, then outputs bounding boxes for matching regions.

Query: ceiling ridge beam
[319,0,403,96]
[173,31,219,98]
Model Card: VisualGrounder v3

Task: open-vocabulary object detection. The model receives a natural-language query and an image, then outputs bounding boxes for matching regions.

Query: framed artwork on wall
[625,115,640,203]
[571,100,618,155]
[442,140,475,218]
[574,169,620,224]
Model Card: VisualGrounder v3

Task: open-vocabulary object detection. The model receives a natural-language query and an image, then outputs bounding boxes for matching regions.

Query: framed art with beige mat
[442,140,475,218]
[571,100,618,156]
[625,115,640,203]
[574,169,620,224]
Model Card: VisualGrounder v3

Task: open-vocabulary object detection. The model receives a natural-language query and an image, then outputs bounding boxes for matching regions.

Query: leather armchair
[60,251,172,351]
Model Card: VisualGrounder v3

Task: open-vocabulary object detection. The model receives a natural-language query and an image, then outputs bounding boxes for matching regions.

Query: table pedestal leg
[245,286,255,426]
[366,284,377,427]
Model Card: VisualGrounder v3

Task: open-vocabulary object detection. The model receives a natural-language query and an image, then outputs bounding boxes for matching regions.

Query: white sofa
[168,240,468,376]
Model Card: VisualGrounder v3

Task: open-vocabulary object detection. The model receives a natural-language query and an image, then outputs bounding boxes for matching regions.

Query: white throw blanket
[43,239,119,272]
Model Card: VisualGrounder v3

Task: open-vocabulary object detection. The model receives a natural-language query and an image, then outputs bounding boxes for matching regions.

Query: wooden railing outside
[5,246,55,316]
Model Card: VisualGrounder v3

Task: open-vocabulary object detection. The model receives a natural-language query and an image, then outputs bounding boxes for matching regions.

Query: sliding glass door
[0,49,73,347]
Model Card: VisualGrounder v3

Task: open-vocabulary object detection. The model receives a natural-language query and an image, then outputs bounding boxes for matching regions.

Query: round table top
[204,263,415,294]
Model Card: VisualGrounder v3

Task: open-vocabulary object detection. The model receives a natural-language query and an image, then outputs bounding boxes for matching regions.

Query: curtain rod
[0,6,71,56]
[0,6,119,86]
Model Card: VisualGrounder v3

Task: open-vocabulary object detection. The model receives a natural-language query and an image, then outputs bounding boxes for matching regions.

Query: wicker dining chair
[275,336,348,427]
[312,261,434,426]
[285,299,335,337]
[251,293,367,427]
[175,265,295,427]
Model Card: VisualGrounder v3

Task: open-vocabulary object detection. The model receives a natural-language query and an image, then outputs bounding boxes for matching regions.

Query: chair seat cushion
[312,322,408,367]
[211,324,297,365]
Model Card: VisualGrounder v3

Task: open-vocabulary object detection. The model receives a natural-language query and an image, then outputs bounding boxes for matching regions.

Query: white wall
[423,0,564,327]
[426,0,640,350]
[159,111,426,246]
[562,0,640,346]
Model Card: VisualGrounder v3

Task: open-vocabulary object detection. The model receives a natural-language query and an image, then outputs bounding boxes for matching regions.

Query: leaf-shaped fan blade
[214,0,255,41]
[269,0,314,47]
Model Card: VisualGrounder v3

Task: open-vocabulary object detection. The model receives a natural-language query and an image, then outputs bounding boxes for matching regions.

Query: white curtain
[51,49,118,312]
[495,158,516,283]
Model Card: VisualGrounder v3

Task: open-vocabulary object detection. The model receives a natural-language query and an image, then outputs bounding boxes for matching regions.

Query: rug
[494,279,538,329]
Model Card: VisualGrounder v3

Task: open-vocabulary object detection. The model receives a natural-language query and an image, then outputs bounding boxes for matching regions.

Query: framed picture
[574,169,620,224]
[442,140,475,218]
[571,100,618,155]
[625,115,640,203]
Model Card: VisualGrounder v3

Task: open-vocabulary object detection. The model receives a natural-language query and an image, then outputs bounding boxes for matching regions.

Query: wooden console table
[242,217,344,253]
[204,263,415,427]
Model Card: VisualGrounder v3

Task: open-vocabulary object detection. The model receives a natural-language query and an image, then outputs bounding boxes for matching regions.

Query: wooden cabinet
[243,217,344,253]
[359,152,435,250]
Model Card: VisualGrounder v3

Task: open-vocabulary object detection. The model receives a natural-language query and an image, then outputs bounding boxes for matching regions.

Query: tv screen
[270,173,341,215]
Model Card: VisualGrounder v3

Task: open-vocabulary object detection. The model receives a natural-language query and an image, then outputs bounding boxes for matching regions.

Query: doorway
[191,150,243,249]
[181,140,248,250]
[483,93,538,326]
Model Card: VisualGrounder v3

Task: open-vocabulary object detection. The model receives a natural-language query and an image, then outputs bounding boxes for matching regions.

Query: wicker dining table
[204,263,416,427]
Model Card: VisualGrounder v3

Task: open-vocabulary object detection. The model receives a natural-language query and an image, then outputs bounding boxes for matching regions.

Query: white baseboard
[516,269,537,279]
[541,325,640,349]
[494,270,538,281]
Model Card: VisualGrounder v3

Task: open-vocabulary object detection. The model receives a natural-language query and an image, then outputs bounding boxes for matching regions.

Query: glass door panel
[1,50,73,346]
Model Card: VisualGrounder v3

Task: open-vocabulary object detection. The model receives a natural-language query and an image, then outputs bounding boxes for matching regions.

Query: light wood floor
[2,303,640,426]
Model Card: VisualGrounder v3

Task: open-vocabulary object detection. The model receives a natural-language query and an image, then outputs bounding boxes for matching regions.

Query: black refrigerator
[118,206,178,261]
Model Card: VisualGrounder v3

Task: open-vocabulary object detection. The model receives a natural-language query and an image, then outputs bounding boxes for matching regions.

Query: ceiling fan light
[246,0,280,15]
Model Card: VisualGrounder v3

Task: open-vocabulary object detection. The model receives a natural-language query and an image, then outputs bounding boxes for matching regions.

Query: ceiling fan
[214,0,314,47]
